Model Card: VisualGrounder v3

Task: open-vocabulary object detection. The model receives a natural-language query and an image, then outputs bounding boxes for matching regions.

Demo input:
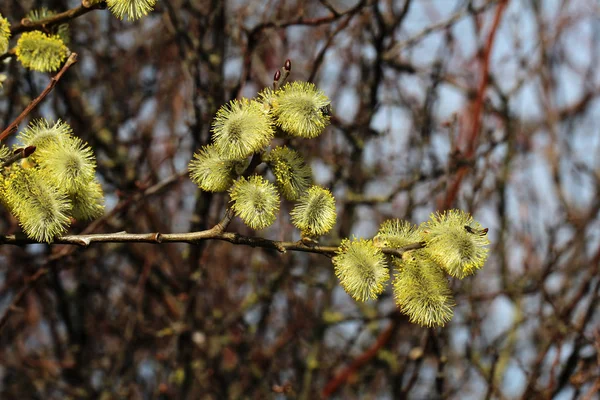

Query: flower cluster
[189,68,334,235]
[187,61,489,329]
[333,210,489,327]
[0,119,105,242]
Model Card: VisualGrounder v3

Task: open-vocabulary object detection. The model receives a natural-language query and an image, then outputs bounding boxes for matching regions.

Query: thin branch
[0,53,78,142]
[248,0,366,33]
[0,227,422,335]
[322,319,399,398]
[383,1,498,61]
[443,0,508,209]
[0,268,47,334]
[10,2,107,35]
[0,229,424,257]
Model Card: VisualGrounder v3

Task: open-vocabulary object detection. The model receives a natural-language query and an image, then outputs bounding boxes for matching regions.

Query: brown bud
[23,146,36,157]
[284,59,291,71]
[274,69,281,81]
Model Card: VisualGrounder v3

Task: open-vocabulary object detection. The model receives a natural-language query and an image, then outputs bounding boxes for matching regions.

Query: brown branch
[0,228,422,334]
[322,319,399,398]
[0,53,78,142]
[10,2,107,35]
[443,0,508,209]
[0,229,423,257]
[0,268,47,334]
[248,0,366,33]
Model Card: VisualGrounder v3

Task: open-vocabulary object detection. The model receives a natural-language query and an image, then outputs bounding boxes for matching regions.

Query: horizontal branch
[0,229,424,257]
[10,1,107,35]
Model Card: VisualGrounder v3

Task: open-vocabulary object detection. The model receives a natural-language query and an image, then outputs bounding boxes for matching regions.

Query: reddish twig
[0,53,78,142]
[0,268,47,334]
[443,0,508,209]
[322,320,397,398]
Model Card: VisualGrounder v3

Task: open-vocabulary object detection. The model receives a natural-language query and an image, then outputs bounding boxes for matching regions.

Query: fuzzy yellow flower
[26,8,70,44]
[422,209,490,279]
[69,180,105,221]
[189,144,243,192]
[212,98,274,161]
[264,146,312,201]
[230,176,280,230]
[18,119,71,150]
[0,144,10,163]
[1,169,71,243]
[333,238,389,301]
[0,14,10,55]
[374,219,422,250]
[290,185,336,237]
[272,81,331,138]
[106,0,157,20]
[16,31,69,72]
[36,136,96,192]
[393,255,455,327]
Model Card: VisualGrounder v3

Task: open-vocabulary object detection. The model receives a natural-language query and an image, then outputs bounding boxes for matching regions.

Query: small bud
[274,69,281,81]
[24,146,36,157]
[284,59,291,71]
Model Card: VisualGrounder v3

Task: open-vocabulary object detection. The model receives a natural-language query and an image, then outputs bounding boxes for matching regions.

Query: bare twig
[443,0,508,209]
[0,229,423,257]
[0,53,78,142]
[10,2,106,35]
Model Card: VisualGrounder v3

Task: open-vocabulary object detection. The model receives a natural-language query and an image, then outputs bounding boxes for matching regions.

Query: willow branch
[0,229,422,334]
[10,2,107,35]
[0,53,78,142]
[0,229,425,257]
